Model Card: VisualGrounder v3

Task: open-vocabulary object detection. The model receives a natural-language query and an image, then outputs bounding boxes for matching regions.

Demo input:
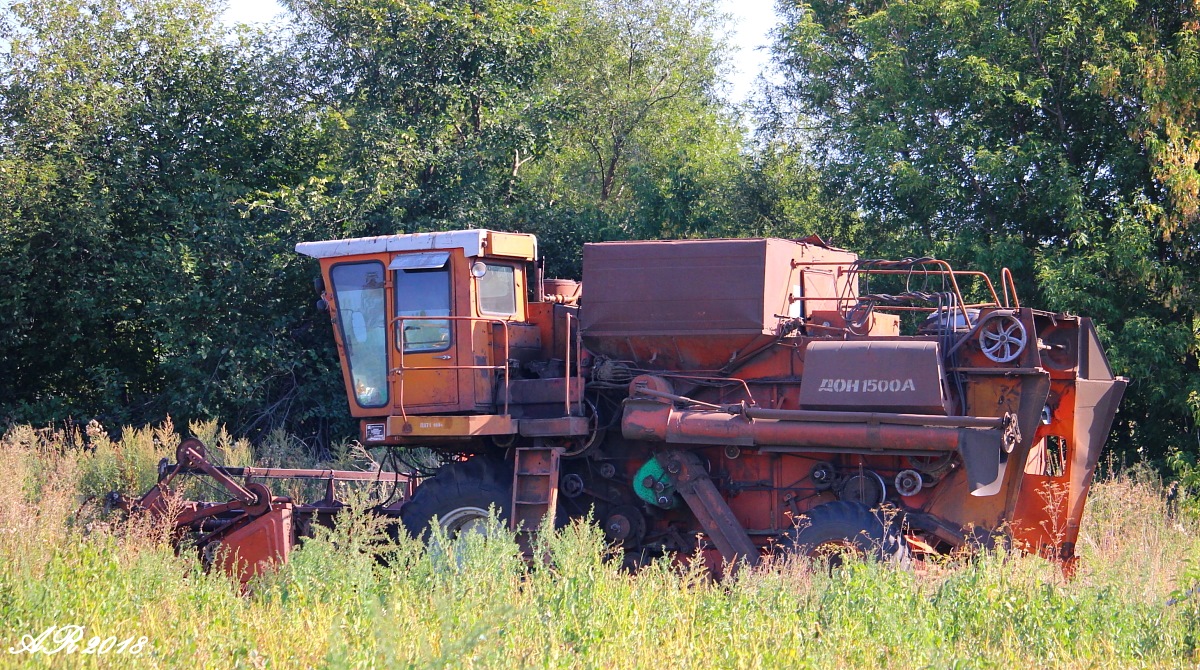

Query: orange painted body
[289,231,1126,566]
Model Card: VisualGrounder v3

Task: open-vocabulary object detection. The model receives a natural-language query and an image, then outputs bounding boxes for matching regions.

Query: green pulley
[633,457,679,509]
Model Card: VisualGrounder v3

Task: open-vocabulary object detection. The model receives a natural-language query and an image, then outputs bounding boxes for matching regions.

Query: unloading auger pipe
[633,388,1009,429]
[622,397,1019,495]
[738,405,1009,429]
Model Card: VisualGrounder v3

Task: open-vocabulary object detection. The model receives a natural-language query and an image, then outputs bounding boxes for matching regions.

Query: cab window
[395,264,452,353]
[330,262,389,408]
[478,262,517,316]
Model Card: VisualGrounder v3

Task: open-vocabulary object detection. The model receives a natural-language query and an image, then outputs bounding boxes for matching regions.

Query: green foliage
[0,0,351,440]
[279,0,563,234]
[0,0,837,445]
[770,0,1200,461]
[75,421,174,500]
[4,424,1200,667]
[534,0,728,204]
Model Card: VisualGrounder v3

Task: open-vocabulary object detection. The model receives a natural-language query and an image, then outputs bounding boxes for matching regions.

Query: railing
[564,311,583,417]
[391,315,511,421]
[790,259,1016,331]
[1001,267,1020,309]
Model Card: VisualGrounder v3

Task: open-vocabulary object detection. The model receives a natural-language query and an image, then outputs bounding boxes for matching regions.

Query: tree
[548,0,727,203]
[516,0,767,274]
[279,0,562,234]
[0,0,346,441]
[770,0,1200,460]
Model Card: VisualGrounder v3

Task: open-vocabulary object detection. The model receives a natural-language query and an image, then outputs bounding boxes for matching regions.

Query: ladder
[510,442,563,547]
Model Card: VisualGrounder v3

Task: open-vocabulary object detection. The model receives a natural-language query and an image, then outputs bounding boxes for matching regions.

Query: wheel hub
[437,506,492,536]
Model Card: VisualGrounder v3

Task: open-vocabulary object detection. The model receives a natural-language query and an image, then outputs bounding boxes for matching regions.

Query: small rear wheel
[399,456,513,540]
[783,501,909,566]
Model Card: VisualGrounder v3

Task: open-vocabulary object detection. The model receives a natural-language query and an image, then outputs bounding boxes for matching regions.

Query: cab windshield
[330,262,389,408]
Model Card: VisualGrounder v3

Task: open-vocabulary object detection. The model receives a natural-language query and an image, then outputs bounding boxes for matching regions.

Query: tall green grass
[2,422,1199,669]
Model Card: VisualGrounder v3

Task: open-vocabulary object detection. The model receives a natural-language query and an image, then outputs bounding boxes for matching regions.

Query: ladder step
[510,446,563,537]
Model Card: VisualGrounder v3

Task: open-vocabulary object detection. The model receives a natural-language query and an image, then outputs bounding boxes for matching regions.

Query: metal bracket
[657,450,760,567]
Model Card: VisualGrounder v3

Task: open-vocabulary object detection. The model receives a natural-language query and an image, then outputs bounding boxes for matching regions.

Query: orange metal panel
[387,414,515,437]
[485,231,537,260]
[213,505,294,584]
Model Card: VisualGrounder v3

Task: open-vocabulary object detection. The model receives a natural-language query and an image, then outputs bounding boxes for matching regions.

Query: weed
[1,423,1199,668]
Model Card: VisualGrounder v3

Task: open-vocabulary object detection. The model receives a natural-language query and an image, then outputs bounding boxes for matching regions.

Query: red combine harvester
[122,230,1126,580]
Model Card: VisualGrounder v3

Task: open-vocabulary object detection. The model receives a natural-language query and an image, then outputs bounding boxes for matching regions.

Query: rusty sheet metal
[212,504,295,584]
[500,377,585,404]
[658,451,759,566]
[799,341,949,415]
[580,238,857,370]
[581,239,784,335]
[518,416,592,437]
[1063,376,1128,551]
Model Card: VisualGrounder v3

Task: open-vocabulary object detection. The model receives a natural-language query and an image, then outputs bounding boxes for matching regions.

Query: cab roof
[295,229,537,261]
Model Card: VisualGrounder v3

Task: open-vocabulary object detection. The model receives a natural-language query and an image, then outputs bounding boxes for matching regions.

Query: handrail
[660,374,756,406]
[853,268,1002,307]
[391,315,511,422]
[564,312,575,416]
[1000,268,1020,309]
[800,259,1005,330]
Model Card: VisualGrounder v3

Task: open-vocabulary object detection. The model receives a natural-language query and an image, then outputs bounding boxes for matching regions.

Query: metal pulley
[560,473,585,498]
[603,505,646,545]
[633,457,679,509]
[810,462,837,491]
[837,470,886,508]
[894,469,924,497]
[978,313,1028,363]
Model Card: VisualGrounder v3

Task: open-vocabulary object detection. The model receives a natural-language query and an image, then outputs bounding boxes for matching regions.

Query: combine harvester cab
[295,230,592,539]
[121,229,1127,581]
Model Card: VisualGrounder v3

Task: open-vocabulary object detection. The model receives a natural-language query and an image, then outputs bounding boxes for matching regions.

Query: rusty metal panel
[799,341,948,414]
[801,268,839,316]
[581,239,774,336]
[1064,377,1127,535]
[580,238,858,370]
[519,416,591,437]
[1078,318,1115,381]
[214,505,294,584]
[501,377,584,404]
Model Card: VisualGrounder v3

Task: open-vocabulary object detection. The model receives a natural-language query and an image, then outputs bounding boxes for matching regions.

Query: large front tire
[784,501,909,566]
[400,456,513,540]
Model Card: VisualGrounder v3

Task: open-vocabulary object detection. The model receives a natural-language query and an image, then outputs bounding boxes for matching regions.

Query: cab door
[471,260,526,409]
[390,252,459,409]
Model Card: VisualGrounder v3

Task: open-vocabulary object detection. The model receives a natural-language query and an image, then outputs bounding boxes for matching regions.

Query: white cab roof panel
[296,229,535,260]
